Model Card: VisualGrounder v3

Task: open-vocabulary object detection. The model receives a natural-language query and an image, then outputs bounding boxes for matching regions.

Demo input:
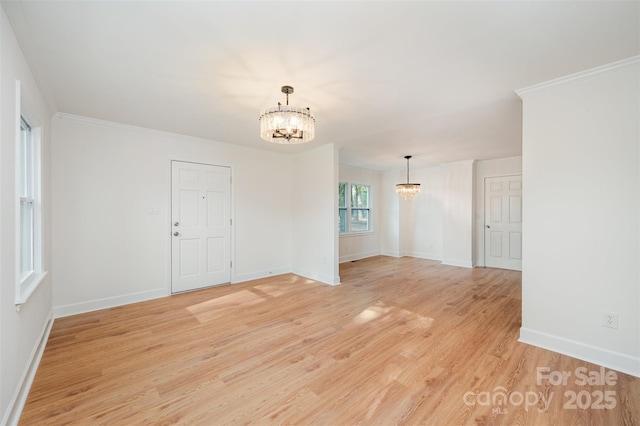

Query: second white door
[171,161,231,293]
[484,175,522,271]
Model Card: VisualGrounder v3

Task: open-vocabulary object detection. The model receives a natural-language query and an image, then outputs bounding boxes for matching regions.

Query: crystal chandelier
[396,155,421,199]
[259,86,315,144]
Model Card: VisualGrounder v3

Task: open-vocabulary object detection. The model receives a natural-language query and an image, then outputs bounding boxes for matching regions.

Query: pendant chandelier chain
[396,155,421,199]
[406,157,410,183]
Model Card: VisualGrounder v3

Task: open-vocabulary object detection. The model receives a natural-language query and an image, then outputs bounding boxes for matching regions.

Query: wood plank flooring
[21,256,640,425]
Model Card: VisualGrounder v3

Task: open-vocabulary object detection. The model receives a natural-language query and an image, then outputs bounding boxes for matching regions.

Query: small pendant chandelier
[259,85,315,144]
[396,155,421,199]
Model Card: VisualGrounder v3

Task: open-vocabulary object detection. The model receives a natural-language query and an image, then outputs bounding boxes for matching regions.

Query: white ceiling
[3,1,639,170]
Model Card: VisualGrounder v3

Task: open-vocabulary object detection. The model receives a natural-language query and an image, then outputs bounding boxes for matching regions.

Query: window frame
[20,117,35,281]
[338,182,372,235]
[15,93,46,306]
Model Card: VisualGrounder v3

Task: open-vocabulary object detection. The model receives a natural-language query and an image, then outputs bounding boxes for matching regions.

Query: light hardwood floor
[21,256,639,425]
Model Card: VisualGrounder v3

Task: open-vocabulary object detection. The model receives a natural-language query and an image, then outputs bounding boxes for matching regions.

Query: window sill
[15,271,48,306]
[339,231,375,238]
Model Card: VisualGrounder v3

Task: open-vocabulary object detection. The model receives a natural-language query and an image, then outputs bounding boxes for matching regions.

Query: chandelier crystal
[259,86,315,144]
[396,155,421,199]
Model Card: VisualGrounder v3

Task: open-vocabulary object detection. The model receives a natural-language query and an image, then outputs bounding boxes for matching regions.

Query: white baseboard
[339,251,380,264]
[324,276,341,286]
[233,267,292,284]
[53,288,168,318]
[2,309,54,426]
[441,258,473,268]
[291,267,340,286]
[519,327,640,378]
[404,251,442,261]
[378,252,444,262]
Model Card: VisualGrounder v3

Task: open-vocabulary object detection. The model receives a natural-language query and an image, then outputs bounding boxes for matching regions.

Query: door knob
[174,222,179,226]
[173,231,180,236]
[486,225,490,229]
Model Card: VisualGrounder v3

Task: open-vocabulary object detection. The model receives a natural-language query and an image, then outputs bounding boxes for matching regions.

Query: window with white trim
[20,117,35,279]
[339,182,371,234]
[17,114,44,304]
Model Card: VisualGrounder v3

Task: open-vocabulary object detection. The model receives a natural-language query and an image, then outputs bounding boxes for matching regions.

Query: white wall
[441,160,475,267]
[402,166,443,260]
[383,156,522,267]
[474,156,522,266]
[292,144,340,284]
[52,114,294,315]
[380,170,401,257]
[1,8,53,423]
[518,57,639,377]
[382,162,471,264]
[338,164,381,262]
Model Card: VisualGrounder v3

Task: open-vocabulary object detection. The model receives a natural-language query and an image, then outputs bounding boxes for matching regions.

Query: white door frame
[482,173,522,270]
[169,160,234,293]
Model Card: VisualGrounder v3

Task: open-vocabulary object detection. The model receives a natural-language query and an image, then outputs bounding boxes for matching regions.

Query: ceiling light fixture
[396,155,421,199]
[259,85,315,144]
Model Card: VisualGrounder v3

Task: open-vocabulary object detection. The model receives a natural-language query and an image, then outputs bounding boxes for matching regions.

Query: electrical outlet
[602,311,618,329]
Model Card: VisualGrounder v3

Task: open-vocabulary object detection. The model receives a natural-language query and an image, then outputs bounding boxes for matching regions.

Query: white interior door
[484,175,522,271]
[171,161,231,293]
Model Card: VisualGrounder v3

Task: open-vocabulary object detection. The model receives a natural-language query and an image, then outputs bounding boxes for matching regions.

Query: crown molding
[53,112,202,140]
[515,55,639,98]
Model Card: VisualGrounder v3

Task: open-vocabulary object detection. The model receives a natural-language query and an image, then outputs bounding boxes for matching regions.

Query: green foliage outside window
[339,182,370,233]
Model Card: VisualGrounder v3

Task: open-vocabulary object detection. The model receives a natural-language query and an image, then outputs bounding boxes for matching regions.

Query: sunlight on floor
[186,290,266,323]
[351,302,434,331]
[254,284,291,298]
[352,303,393,325]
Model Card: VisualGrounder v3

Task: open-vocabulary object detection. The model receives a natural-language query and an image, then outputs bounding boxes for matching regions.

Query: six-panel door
[171,161,231,293]
[484,175,522,271]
